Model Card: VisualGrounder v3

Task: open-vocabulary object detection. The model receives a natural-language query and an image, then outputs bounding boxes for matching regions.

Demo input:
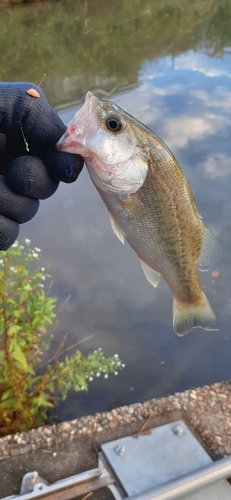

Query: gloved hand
[0,82,83,250]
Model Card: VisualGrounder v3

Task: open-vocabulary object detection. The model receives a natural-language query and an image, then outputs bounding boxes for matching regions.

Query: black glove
[0,82,84,250]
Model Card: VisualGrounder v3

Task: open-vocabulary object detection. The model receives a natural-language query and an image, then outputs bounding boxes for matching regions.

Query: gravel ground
[0,380,231,498]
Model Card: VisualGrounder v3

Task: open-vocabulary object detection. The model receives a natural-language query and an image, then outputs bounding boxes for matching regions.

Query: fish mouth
[56,91,100,154]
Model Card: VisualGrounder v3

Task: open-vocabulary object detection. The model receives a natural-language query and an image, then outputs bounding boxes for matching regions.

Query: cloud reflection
[174,51,231,79]
[21,49,231,419]
[198,153,231,179]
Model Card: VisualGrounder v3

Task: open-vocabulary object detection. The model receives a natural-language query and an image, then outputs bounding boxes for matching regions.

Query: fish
[57,91,221,336]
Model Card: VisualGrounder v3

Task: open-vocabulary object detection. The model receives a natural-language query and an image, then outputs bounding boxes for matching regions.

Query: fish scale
[97,160,201,302]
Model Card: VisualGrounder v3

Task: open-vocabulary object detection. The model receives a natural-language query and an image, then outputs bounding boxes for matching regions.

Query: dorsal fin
[108,211,124,244]
[139,259,161,288]
[198,224,222,272]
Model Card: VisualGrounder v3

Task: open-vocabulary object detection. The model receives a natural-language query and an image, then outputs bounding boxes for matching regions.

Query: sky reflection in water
[18,48,231,419]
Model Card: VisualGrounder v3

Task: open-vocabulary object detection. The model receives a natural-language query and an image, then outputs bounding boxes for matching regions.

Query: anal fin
[139,259,161,288]
[108,211,124,244]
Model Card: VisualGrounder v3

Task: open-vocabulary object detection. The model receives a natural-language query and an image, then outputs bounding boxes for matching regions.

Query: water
[1,0,231,420]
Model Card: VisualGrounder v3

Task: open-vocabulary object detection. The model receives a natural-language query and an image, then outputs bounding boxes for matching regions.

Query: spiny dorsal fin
[139,259,161,288]
[198,223,222,272]
[108,211,124,244]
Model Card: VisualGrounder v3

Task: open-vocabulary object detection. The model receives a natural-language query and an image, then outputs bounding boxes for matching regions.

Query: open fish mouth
[56,91,100,154]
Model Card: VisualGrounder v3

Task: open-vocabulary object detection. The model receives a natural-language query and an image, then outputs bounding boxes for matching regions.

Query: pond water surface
[1,0,231,420]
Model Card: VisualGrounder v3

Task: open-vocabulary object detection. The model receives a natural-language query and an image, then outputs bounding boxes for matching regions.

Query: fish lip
[56,133,72,152]
[56,91,99,152]
[56,130,69,149]
[85,90,98,110]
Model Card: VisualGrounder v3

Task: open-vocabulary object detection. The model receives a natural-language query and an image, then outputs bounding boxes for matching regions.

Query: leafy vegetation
[0,240,123,436]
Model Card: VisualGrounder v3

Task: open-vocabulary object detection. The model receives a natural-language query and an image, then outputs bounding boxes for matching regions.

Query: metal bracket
[20,472,48,495]
[3,420,231,500]
[4,466,123,500]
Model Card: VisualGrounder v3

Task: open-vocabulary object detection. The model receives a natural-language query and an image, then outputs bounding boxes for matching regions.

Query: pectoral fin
[108,212,124,244]
[198,224,222,272]
[120,193,143,209]
[139,259,161,288]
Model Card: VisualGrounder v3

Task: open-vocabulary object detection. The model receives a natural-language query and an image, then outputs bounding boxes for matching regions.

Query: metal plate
[101,420,231,498]
[185,481,231,500]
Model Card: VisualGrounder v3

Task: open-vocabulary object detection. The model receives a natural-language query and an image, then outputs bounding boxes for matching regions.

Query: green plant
[0,239,124,436]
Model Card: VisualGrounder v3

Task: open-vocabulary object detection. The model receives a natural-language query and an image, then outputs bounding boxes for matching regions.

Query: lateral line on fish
[163,177,183,278]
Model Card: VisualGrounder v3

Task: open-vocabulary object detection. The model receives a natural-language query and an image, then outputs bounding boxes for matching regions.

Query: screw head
[114,444,126,456]
[173,425,184,436]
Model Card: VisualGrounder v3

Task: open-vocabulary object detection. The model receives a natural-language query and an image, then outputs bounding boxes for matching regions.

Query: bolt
[114,444,126,456]
[174,425,184,436]
[36,484,44,491]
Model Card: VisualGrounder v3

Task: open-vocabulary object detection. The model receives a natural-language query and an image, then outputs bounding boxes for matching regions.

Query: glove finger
[0,83,66,152]
[44,150,84,183]
[0,175,39,224]
[0,215,19,251]
[20,85,67,150]
[7,156,59,199]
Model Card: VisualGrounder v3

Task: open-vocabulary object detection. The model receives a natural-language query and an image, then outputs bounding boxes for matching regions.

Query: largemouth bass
[57,92,221,336]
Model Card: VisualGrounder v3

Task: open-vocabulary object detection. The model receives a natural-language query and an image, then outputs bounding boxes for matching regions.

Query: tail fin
[173,293,218,337]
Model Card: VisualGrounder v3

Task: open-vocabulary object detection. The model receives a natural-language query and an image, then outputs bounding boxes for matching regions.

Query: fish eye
[105,115,122,132]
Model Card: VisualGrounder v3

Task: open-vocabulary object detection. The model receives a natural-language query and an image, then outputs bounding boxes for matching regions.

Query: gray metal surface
[20,472,48,495]
[3,467,121,500]
[101,420,231,499]
[3,420,231,500]
[127,456,231,499]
